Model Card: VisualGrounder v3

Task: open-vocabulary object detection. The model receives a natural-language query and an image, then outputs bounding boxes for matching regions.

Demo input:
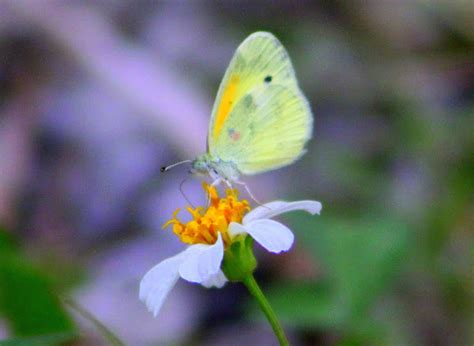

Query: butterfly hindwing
[212,84,312,174]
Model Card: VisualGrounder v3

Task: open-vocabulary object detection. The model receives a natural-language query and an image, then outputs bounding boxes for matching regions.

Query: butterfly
[162,32,313,196]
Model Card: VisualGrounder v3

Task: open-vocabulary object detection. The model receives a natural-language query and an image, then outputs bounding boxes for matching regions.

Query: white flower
[140,198,322,317]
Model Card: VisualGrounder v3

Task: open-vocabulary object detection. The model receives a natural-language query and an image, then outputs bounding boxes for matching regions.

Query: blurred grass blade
[63,298,125,346]
[0,332,77,346]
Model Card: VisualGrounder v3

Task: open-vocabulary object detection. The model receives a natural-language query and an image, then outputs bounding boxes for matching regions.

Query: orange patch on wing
[231,131,240,141]
[229,129,241,142]
[212,74,240,140]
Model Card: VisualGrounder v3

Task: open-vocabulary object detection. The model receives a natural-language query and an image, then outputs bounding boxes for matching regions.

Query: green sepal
[222,235,257,282]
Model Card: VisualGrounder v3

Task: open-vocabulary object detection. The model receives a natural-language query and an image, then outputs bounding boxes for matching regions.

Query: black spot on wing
[264,75,272,83]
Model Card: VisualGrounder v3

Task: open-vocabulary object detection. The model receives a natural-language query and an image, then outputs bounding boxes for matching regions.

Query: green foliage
[0,227,76,342]
[249,215,411,343]
[256,282,343,329]
[299,216,410,318]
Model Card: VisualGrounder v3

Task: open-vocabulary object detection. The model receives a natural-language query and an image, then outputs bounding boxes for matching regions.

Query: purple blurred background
[0,1,473,345]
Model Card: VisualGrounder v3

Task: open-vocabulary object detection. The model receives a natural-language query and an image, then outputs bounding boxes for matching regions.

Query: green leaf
[0,226,17,254]
[0,227,75,338]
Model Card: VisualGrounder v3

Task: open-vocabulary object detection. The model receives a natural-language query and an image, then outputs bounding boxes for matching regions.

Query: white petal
[179,233,224,283]
[201,270,228,288]
[228,222,249,238]
[243,200,322,224]
[245,219,294,253]
[139,253,184,317]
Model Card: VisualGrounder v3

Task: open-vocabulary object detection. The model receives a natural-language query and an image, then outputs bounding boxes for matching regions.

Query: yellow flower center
[163,183,251,246]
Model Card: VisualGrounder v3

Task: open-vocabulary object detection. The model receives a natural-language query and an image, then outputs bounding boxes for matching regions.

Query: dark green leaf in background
[0,227,76,343]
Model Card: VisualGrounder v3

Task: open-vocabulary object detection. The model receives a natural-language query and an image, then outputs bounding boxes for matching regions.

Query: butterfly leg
[207,177,222,206]
[210,177,222,187]
[223,179,233,189]
[234,180,266,207]
[179,175,195,208]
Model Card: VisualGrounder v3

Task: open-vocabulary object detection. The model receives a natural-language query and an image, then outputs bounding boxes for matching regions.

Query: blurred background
[0,1,473,345]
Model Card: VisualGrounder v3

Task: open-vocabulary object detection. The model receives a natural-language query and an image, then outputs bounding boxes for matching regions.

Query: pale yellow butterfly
[162,32,313,196]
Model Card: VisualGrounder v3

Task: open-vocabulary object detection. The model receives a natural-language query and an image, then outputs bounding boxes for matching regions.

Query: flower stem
[242,275,290,346]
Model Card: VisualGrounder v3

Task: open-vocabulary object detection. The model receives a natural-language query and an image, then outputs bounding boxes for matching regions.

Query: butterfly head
[190,154,211,176]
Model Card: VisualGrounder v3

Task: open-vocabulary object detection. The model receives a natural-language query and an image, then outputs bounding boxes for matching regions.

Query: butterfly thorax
[191,153,241,182]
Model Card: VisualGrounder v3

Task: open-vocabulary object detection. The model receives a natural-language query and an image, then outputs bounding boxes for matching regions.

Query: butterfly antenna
[161,160,192,173]
[179,175,195,208]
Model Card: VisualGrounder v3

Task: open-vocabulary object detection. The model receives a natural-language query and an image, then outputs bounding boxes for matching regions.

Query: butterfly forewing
[208,32,300,147]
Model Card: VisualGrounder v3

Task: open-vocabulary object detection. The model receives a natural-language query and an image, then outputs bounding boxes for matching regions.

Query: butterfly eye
[264,75,272,83]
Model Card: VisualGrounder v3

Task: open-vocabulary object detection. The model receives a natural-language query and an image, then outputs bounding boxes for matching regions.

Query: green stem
[63,297,126,346]
[242,275,290,346]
